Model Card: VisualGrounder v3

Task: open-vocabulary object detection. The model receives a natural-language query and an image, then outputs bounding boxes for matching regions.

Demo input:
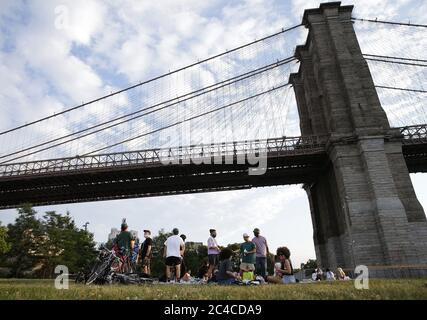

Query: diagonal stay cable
[364,57,427,67]
[352,17,427,28]
[363,54,427,63]
[375,85,427,93]
[0,23,303,136]
[0,57,297,164]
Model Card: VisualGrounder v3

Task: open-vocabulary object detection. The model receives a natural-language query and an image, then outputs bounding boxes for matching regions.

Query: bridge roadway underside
[0,143,426,209]
[0,152,328,209]
[402,143,427,173]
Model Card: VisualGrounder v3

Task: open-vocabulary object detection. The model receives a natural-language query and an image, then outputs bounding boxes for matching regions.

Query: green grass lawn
[0,279,426,300]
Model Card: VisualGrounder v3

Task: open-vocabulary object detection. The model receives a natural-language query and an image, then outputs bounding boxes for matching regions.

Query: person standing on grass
[207,229,220,279]
[239,233,256,277]
[113,219,135,258]
[252,228,269,277]
[164,228,185,282]
[180,234,187,278]
[139,229,153,275]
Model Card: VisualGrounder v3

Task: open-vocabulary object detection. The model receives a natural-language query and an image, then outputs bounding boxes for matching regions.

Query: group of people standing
[113,220,296,285]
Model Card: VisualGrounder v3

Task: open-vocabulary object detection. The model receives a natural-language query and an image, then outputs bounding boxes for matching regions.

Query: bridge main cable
[0,56,297,164]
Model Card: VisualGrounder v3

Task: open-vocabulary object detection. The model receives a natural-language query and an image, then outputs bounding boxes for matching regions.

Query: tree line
[0,205,97,278]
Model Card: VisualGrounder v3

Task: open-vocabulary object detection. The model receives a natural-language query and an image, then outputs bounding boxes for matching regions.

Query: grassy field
[0,279,426,300]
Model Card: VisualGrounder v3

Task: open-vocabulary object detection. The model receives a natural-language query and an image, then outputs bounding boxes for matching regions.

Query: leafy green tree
[302,259,317,270]
[5,205,97,278]
[0,222,11,255]
[37,211,97,277]
[6,204,43,277]
[182,243,207,275]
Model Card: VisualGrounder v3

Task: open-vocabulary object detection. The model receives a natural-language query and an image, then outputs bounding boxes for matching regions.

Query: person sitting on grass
[217,248,241,285]
[267,247,296,284]
[337,267,351,280]
[315,266,324,281]
[274,257,282,277]
[197,258,209,281]
[326,268,336,281]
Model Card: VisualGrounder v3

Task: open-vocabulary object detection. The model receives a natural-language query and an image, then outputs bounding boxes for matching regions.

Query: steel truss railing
[1,124,426,178]
[400,124,427,144]
[0,135,327,177]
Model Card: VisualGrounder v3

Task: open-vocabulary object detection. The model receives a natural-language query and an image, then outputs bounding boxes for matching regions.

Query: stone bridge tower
[289,2,427,276]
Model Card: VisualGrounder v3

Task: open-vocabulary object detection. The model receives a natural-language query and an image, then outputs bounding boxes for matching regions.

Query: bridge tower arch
[289,2,427,275]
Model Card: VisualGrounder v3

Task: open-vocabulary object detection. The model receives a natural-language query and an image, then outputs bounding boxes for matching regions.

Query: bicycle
[86,245,118,285]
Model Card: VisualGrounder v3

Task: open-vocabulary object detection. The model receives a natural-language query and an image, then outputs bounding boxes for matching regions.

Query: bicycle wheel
[86,260,110,285]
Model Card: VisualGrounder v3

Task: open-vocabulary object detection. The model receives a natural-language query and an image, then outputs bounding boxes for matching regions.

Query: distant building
[108,228,119,241]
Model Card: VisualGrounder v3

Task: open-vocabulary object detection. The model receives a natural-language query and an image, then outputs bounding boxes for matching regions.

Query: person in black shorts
[163,228,185,282]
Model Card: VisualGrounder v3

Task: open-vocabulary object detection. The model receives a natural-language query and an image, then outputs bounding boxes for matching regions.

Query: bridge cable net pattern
[354,18,427,127]
[0,25,306,174]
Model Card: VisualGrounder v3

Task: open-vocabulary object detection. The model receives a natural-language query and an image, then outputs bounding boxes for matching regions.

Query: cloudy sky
[0,0,426,267]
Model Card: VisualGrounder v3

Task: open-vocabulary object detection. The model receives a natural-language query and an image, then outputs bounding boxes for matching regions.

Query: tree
[302,259,317,270]
[5,205,97,278]
[36,211,97,277]
[6,204,44,277]
[0,222,10,255]
[182,243,207,275]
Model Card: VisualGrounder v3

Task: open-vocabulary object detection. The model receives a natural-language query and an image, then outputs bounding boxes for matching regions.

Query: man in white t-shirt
[164,228,185,282]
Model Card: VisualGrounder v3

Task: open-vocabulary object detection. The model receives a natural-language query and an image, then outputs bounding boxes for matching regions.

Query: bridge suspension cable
[352,17,427,28]
[355,18,427,127]
[363,54,427,64]
[374,85,427,94]
[0,57,297,164]
[0,22,304,164]
[0,24,303,137]
[76,83,291,157]
[363,54,427,68]
[29,82,292,170]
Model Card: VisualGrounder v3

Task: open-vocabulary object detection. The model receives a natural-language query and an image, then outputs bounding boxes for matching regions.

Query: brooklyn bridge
[1,2,426,275]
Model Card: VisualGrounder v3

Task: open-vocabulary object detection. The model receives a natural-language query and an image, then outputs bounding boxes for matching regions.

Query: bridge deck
[0,125,426,209]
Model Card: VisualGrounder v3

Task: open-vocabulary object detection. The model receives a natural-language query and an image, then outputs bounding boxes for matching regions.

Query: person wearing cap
[113,219,135,262]
[138,229,153,275]
[252,228,270,277]
[207,229,220,279]
[164,228,185,282]
[239,233,256,276]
